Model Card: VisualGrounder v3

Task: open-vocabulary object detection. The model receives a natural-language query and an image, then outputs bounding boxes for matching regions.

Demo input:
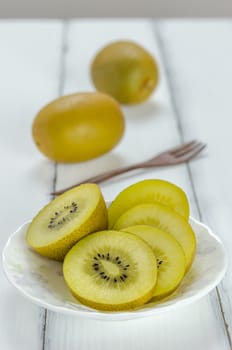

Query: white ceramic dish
[2,216,227,321]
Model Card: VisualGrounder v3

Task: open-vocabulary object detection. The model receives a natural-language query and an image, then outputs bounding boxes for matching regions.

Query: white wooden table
[1,19,231,349]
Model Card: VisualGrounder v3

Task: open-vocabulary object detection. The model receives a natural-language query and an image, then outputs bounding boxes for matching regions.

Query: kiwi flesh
[121,225,186,300]
[26,184,108,261]
[63,230,157,311]
[108,179,190,228]
[113,203,196,271]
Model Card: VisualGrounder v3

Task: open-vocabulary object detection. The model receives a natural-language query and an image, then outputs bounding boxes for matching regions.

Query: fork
[51,140,206,196]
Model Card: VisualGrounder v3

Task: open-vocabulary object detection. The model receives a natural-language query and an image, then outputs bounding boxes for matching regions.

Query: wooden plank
[44,297,227,350]
[46,19,229,350]
[0,21,63,349]
[156,20,232,346]
[55,19,196,210]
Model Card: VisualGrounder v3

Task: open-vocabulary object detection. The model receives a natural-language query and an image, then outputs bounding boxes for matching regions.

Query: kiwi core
[90,252,132,284]
[48,201,79,230]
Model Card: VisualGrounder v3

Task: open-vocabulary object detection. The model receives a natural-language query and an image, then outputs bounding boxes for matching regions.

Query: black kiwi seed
[92,253,130,284]
[48,202,80,230]
[157,259,163,269]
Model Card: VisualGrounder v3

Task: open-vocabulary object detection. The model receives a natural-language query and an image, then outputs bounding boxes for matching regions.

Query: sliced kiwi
[63,230,157,311]
[26,184,108,261]
[121,225,186,300]
[113,203,196,271]
[108,179,190,228]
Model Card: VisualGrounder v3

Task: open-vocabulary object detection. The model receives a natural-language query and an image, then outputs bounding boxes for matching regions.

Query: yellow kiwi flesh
[113,203,196,271]
[108,179,190,228]
[121,225,186,299]
[26,184,108,261]
[63,230,157,311]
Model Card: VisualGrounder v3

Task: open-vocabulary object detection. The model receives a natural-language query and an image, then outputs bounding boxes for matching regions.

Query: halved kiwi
[121,225,186,300]
[108,179,190,228]
[113,203,196,271]
[26,184,108,261]
[63,230,157,311]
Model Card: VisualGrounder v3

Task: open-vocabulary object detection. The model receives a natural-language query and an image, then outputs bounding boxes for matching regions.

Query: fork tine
[169,140,198,155]
[172,141,202,157]
[177,143,207,162]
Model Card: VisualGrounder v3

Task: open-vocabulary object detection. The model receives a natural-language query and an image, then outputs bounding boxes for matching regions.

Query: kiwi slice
[26,184,108,261]
[113,203,196,271]
[63,230,157,311]
[108,179,190,228]
[121,225,186,300]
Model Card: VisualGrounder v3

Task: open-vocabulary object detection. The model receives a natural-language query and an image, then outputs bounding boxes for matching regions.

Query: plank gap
[216,288,232,349]
[154,21,203,223]
[153,22,202,221]
[41,309,47,350]
[153,20,232,349]
[57,20,70,98]
[51,20,69,198]
[41,19,70,350]
[52,162,58,195]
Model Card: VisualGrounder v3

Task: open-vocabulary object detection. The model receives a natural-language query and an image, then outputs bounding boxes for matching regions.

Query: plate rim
[2,216,228,320]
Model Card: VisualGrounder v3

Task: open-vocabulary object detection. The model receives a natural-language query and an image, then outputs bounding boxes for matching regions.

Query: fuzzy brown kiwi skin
[67,283,156,311]
[31,195,108,261]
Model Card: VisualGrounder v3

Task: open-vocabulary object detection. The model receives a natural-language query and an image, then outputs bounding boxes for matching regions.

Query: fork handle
[51,162,147,195]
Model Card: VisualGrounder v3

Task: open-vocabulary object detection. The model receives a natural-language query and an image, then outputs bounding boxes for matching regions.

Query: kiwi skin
[68,289,155,312]
[151,283,181,302]
[28,194,108,261]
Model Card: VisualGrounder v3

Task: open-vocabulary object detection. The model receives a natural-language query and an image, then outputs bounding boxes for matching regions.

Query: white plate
[2,216,227,321]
